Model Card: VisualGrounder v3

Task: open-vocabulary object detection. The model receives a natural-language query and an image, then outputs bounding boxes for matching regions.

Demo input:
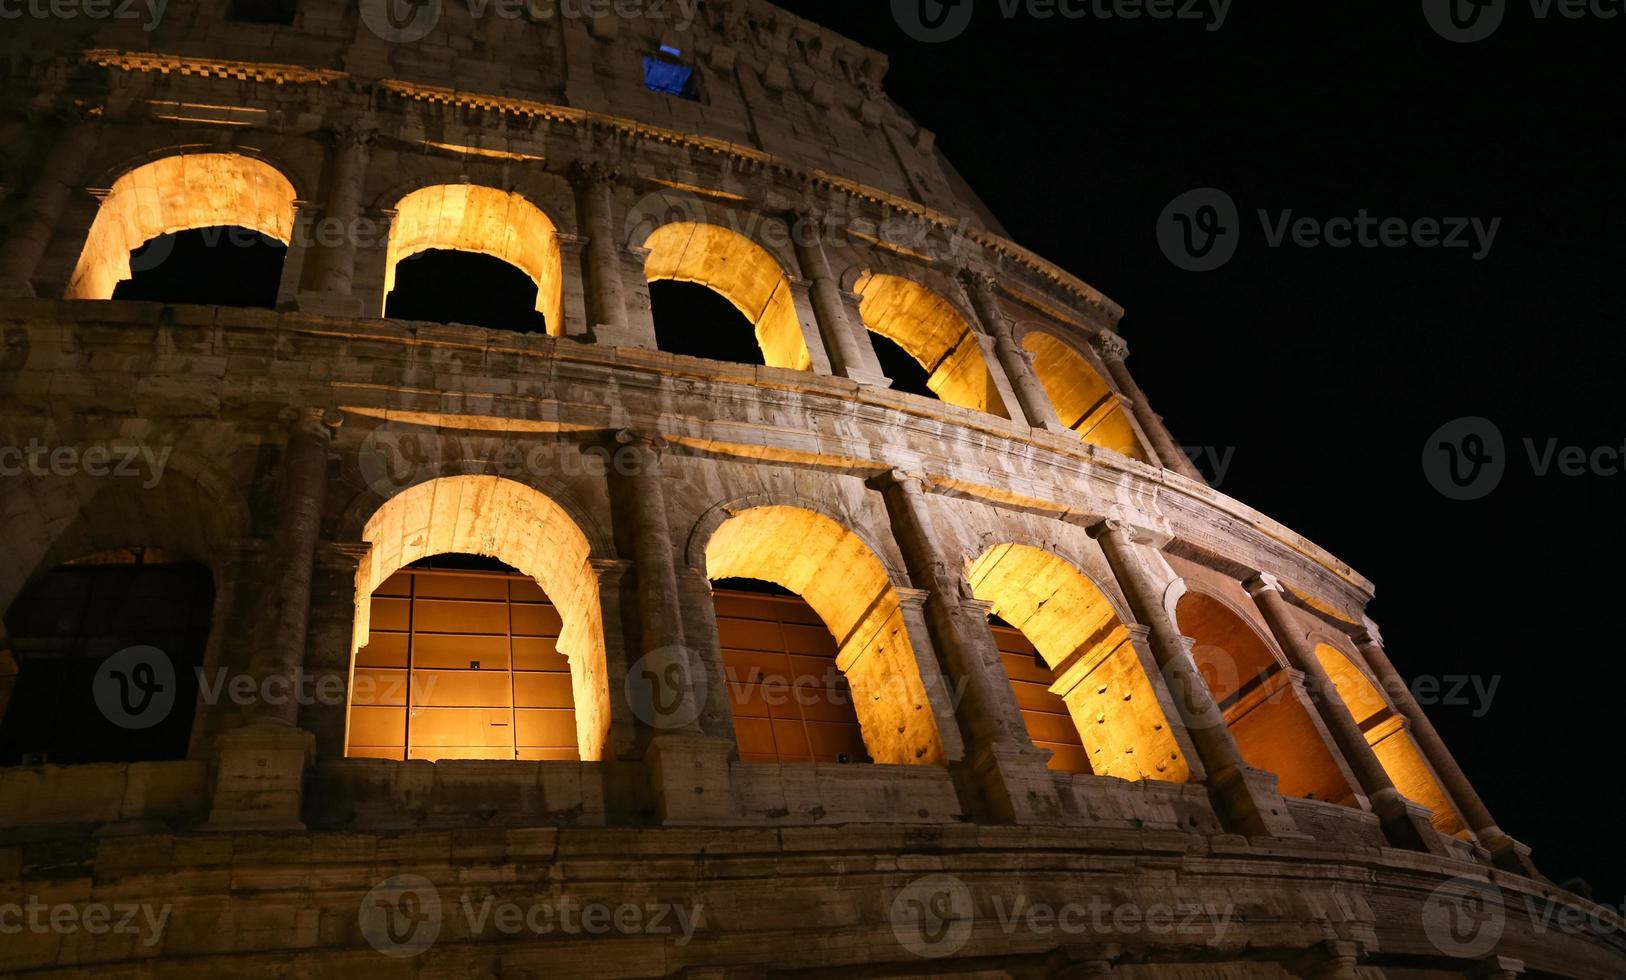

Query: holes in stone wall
[649,280,766,366]
[0,551,213,766]
[385,250,551,334]
[225,0,296,25]
[110,227,286,309]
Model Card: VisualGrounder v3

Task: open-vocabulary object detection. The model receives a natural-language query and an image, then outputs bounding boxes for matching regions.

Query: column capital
[1091,329,1131,362]
[1354,621,1385,649]
[867,468,929,495]
[288,406,343,440]
[568,160,620,188]
[615,428,669,454]
[589,556,635,581]
[1085,517,1138,544]
[331,121,380,150]
[1242,572,1286,598]
[893,586,931,610]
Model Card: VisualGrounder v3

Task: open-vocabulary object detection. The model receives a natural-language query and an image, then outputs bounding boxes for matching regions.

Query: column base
[201,722,315,832]
[1207,765,1306,839]
[1369,788,1453,856]
[1479,829,1543,879]
[295,290,364,317]
[959,739,1065,825]
[643,734,735,826]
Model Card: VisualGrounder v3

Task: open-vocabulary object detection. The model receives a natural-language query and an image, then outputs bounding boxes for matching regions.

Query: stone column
[871,469,1062,824]
[0,119,97,297]
[1290,940,1370,980]
[205,408,339,831]
[571,163,632,344]
[1245,574,1448,855]
[1089,520,1300,838]
[1090,330,1206,482]
[0,629,16,728]
[791,211,882,384]
[555,232,593,340]
[611,431,733,823]
[960,271,1067,433]
[296,125,375,315]
[1355,627,1540,876]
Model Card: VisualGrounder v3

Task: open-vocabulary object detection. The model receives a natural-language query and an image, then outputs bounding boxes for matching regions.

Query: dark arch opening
[0,548,213,766]
[869,331,937,400]
[111,227,286,309]
[649,280,766,366]
[385,250,550,334]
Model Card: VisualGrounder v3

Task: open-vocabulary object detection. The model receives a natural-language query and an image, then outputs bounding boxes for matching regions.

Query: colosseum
[0,0,1619,976]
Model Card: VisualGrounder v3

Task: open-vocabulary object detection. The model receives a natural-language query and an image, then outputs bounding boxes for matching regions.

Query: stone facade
[0,1,1621,976]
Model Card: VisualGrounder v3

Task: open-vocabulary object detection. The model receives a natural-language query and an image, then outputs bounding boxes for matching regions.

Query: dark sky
[769,1,1625,900]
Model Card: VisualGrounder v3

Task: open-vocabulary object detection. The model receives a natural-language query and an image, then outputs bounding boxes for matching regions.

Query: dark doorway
[649,280,766,366]
[869,331,937,399]
[112,227,286,309]
[386,250,550,334]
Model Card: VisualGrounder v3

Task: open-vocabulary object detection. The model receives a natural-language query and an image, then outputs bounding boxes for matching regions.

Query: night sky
[767,1,1623,900]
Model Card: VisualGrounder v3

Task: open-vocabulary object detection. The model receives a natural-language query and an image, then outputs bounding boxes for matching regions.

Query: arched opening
[68,153,297,301]
[1024,332,1147,460]
[1,548,212,766]
[384,185,564,335]
[853,272,1009,417]
[868,330,936,399]
[1315,643,1467,835]
[710,577,866,764]
[1175,592,1358,804]
[968,543,1189,781]
[643,222,810,370]
[702,505,944,766]
[111,227,287,309]
[347,476,608,762]
[384,250,551,333]
[648,280,766,366]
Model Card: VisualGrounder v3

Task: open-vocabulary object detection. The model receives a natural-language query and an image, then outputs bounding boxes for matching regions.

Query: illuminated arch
[968,543,1189,782]
[1314,642,1467,835]
[1176,591,1358,804]
[701,505,944,765]
[67,153,298,300]
[1024,331,1147,460]
[384,185,564,334]
[349,476,609,761]
[854,272,1009,416]
[643,222,810,371]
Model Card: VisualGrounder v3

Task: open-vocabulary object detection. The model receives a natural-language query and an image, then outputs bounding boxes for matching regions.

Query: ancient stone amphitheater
[0,0,1619,976]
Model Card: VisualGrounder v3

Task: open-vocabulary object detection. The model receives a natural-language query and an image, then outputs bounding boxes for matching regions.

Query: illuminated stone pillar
[1245,574,1449,855]
[1355,627,1540,876]
[205,407,338,831]
[792,212,883,384]
[960,271,1067,433]
[296,125,375,315]
[872,469,1062,824]
[1090,330,1206,482]
[572,163,634,345]
[611,430,733,822]
[0,119,97,297]
[1090,520,1301,838]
